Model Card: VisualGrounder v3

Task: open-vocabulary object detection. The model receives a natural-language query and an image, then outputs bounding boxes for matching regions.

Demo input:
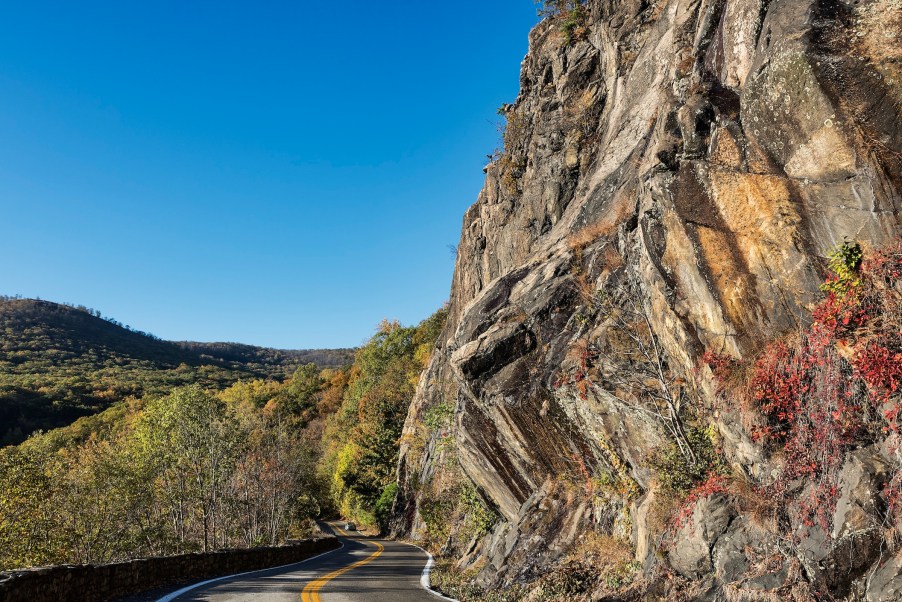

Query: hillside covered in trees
[0,298,353,445]
[0,307,444,572]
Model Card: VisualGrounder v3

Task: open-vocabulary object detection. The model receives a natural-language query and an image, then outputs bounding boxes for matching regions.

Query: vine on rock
[706,240,902,536]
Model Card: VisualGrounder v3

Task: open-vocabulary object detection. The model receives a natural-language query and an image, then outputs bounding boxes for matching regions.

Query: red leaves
[861,239,902,282]
[884,470,902,518]
[701,351,737,383]
[555,343,600,400]
[673,474,728,529]
[749,340,806,442]
[854,342,902,431]
[855,343,902,401]
[719,240,902,535]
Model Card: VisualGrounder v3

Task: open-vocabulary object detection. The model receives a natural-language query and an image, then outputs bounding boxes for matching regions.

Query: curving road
[140,522,447,602]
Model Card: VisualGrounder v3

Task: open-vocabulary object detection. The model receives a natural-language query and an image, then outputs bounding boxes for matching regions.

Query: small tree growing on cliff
[595,291,699,465]
[557,283,702,471]
[537,0,587,44]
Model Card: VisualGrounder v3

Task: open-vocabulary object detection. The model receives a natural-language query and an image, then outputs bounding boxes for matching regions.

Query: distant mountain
[174,341,353,373]
[0,298,354,445]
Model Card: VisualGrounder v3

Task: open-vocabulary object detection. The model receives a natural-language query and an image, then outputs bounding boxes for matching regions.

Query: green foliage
[650,423,726,495]
[417,478,498,554]
[536,0,583,17]
[0,440,64,568]
[0,299,445,568]
[0,369,340,571]
[280,363,325,416]
[374,482,399,528]
[423,401,454,432]
[457,481,497,539]
[559,5,587,44]
[133,386,244,552]
[176,341,353,372]
[0,298,353,445]
[320,309,446,530]
[56,436,156,563]
[820,240,863,296]
[536,0,587,44]
[413,307,448,353]
[419,494,454,547]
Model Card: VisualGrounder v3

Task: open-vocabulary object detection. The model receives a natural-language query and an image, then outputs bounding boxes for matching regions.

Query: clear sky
[0,2,541,349]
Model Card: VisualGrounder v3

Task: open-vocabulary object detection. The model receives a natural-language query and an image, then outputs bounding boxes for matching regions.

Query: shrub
[536,0,583,17]
[419,478,497,553]
[566,219,618,258]
[536,563,596,600]
[701,350,741,388]
[819,240,863,297]
[537,1,588,44]
[673,474,729,529]
[559,4,588,44]
[419,493,454,550]
[565,532,639,592]
[495,109,528,196]
[651,423,727,496]
[457,481,497,540]
[374,482,399,529]
[423,401,454,433]
[738,239,902,534]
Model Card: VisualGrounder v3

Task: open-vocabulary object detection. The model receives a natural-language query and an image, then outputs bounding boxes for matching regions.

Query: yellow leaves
[320,309,447,526]
[414,342,433,372]
[218,378,280,409]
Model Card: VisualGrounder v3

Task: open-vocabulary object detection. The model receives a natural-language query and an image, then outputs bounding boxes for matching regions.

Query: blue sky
[0,2,540,348]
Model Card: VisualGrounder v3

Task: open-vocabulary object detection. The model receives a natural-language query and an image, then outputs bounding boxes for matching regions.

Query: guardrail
[0,536,340,602]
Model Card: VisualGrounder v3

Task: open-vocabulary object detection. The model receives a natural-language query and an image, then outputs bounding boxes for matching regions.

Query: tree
[321,310,446,529]
[0,440,64,570]
[280,363,324,418]
[56,435,156,563]
[134,386,243,552]
[537,0,583,17]
[229,400,318,546]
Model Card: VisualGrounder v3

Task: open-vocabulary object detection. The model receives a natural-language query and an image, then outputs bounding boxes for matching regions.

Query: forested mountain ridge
[0,297,353,445]
[174,341,352,371]
[0,308,445,573]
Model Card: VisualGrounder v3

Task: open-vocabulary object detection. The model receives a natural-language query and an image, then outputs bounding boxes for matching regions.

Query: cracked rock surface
[390,0,902,598]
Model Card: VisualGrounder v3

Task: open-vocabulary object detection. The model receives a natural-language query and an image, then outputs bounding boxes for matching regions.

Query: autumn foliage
[706,240,902,533]
[673,474,729,529]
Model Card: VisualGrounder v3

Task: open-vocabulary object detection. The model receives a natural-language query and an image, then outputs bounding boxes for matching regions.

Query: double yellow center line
[300,541,385,602]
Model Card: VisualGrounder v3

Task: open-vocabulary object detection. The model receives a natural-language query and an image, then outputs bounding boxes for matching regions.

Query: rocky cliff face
[392,1,901,599]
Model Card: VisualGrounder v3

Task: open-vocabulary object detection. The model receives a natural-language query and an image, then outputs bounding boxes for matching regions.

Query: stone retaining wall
[0,537,339,602]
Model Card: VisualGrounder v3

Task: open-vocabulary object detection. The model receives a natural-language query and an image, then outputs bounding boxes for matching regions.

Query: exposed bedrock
[391,0,902,598]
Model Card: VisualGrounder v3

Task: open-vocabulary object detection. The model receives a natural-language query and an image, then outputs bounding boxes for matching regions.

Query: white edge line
[154,540,344,602]
[408,543,459,602]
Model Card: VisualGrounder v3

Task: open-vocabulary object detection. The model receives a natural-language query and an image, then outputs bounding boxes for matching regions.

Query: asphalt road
[141,522,445,602]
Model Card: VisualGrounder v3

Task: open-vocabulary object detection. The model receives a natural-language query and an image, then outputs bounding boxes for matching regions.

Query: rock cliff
[392,1,901,599]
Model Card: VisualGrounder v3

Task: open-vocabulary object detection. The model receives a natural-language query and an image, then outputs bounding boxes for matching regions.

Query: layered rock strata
[392,0,901,599]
